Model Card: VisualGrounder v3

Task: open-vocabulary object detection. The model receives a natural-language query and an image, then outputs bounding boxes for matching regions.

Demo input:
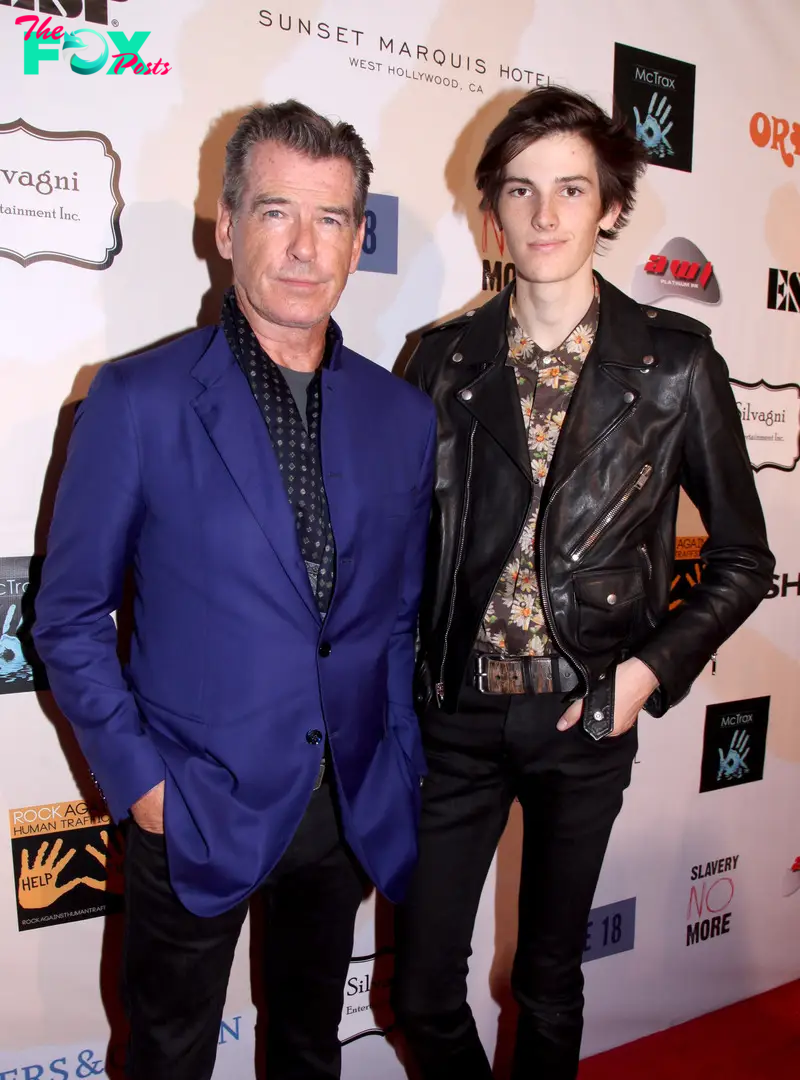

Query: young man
[394,86,773,1079]
[33,101,435,1080]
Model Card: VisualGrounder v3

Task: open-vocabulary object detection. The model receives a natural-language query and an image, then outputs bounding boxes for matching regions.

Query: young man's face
[495,131,620,287]
[216,140,365,331]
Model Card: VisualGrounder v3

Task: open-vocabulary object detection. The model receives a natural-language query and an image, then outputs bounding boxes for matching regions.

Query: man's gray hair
[222,100,373,224]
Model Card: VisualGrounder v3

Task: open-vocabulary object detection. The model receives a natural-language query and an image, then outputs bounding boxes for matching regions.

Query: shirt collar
[506,276,600,364]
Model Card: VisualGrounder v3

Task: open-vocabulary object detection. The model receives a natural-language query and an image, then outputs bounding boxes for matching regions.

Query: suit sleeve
[386,406,437,776]
[636,341,775,714]
[33,363,165,821]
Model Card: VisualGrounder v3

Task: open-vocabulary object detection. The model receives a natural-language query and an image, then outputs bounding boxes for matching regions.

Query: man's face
[495,132,620,286]
[216,140,365,331]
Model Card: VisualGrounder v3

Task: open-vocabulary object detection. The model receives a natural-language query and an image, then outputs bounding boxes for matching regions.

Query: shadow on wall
[391,90,524,377]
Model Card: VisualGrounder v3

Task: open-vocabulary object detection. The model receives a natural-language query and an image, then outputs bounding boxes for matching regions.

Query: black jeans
[123,778,365,1080]
[393,682,637,1080]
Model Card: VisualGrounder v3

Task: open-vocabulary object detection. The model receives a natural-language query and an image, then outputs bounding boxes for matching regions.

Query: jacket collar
[449,273,658,485]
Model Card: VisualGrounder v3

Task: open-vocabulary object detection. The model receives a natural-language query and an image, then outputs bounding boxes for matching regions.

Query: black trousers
[393,682,638,1080]
[123,778,365,1080]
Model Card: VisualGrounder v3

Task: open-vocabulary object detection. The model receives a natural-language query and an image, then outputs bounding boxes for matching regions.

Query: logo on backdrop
[686,855,739,946]
[730,378,800,472]
[765,571,800,600]
[0,119,123,269]
[767,267,800,312]
[0,555,47,694]
[357,193,398,275]
[0,1015,249,1079]
[9,799,125,931]
[631,238,720,306]
[0,1,128,26]
[782,857,800,897]
[257,9,552,98]
[749,112,800,169]
[338,950,394,1044]
[699,696,770,794]
[481,210,516,293]
[670,535,707,610]
[583,897,636,963]
[5,2,172,76]
[613,43,696,172]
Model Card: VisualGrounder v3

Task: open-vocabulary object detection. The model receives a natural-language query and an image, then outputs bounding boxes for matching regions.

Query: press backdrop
[1,1,798,1077]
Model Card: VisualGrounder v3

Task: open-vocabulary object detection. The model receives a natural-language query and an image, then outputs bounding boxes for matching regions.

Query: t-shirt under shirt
[279,365,316,430]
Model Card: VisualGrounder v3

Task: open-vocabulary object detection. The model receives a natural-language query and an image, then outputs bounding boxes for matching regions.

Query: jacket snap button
[623,391,635,403]
[461,389,473,402]
[642,354,654,365]
[593,710,604,721]
[306,729,323,745]
[452,351,463,363]
[646,310,657,319]
[466,309,476,317]
[607,593,617,605]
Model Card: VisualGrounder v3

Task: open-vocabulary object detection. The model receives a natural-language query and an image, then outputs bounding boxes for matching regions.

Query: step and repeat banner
[1,0,798,1076]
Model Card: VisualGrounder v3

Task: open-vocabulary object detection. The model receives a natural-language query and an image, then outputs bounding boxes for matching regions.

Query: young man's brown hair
[475,85,648,241]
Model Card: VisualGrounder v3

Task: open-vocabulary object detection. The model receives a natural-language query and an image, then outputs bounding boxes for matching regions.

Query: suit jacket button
[318,642,332,657]
[306,729,323,745]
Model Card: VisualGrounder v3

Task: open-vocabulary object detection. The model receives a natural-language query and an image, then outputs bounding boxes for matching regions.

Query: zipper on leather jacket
[538,409,646,694]
[569,464,654,564]
[638,541,658,629]
[437,420,477,705]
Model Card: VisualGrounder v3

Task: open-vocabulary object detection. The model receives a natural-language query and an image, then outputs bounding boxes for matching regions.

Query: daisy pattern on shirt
[478,280,600,657]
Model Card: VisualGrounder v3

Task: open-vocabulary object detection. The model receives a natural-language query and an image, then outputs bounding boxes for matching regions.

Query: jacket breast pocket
[573,567,645,654]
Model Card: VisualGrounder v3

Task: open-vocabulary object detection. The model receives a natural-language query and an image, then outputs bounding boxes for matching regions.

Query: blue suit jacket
[34,322,436,917]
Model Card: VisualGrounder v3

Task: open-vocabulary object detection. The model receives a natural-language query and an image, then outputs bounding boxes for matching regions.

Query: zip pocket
[569,464,653,564]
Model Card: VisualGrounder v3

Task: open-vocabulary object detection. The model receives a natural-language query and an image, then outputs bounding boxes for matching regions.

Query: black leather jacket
[405,274,774,737]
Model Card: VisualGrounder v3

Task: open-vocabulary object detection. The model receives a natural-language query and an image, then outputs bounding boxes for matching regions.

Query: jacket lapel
[544,274,659,494]
[190,328,319,623]
[452,287,532,481]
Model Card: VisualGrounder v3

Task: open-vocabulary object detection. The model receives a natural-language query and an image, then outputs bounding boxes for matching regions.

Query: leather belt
[473,653,580,695]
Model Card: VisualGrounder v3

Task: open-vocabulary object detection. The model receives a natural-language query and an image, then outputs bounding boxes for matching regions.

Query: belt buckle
[476,653,507,694]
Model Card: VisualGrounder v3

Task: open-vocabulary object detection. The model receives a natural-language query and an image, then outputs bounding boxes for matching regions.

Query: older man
[34,101,435,1080]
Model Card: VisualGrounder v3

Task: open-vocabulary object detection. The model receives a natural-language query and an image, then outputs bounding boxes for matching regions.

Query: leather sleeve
[635,340,775,715]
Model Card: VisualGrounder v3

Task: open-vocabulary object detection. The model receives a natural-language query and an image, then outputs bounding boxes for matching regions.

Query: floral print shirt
[477,281,600,657]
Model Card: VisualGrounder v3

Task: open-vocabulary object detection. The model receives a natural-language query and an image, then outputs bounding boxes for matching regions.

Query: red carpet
[579,980,800,1079]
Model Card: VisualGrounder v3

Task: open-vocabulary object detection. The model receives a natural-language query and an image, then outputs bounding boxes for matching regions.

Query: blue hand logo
[633,93,675,159]
[717,730,750,782]
[0,603,31,684]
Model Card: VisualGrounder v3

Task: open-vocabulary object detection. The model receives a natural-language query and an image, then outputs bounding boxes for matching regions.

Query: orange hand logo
[17,838,81,910]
